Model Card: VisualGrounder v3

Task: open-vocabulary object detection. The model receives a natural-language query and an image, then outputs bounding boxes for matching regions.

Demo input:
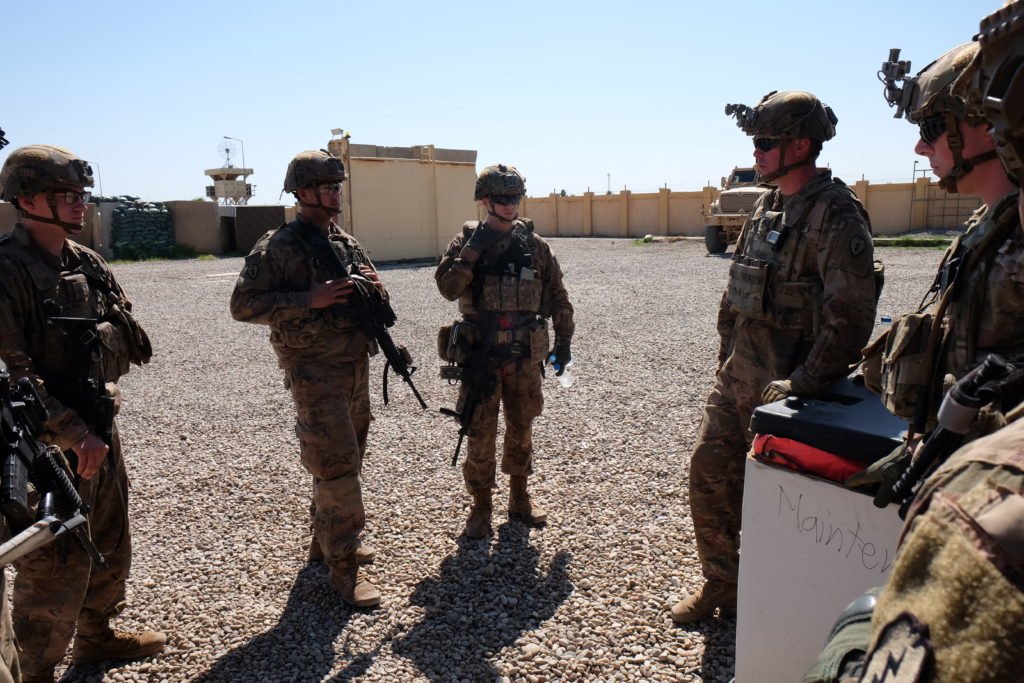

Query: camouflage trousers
[0,569,20,683]
[461,360,544,493]
[689,362,770,586]
[13,425,132,679]
[285,356,371,564]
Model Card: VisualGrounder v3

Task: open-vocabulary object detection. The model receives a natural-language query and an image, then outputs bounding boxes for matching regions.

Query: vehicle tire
[705,225,727,254]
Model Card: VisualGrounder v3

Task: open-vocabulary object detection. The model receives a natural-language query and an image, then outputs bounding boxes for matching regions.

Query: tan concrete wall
[521,178,982,238]
[166,201,222,254]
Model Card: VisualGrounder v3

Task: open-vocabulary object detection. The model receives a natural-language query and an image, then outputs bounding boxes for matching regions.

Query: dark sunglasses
[918,114,947,145]
[753,137,783,152]
[490,194,522,206]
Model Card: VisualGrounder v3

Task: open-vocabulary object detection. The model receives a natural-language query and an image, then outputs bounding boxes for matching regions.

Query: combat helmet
[879,43,998,192]
[284,149,346,215]
[724,91,837,181]
[0,145,94,233]
[474,164,526,201]
[960,2,1024,187]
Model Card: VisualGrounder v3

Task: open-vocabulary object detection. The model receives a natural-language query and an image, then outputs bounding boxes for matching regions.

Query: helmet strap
[18,190,85,235]
[485,199,517,225]
[937,113,1001,193]
[759,141,815,183]
[294,191,342,217]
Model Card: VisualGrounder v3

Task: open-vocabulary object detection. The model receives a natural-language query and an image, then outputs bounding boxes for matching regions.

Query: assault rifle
[881,354,1024,516]
[45,313,117,447]
[0,360,105,567]
[440,313,499,466]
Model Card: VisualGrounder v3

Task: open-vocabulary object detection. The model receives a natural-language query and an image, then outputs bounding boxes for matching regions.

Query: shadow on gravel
[392,522,573,681]
[677,615,736,683]
[194,565,357,682]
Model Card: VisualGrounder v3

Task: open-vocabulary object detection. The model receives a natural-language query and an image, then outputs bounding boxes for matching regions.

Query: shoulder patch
[243,252,261,280]
[861,613,933,683]
[851,234,868,257]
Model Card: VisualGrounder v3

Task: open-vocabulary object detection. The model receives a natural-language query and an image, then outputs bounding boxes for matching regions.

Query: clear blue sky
[1,0,995,204]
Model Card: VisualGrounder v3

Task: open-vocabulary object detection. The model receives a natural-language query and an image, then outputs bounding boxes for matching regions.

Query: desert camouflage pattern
[0,144,94,201]
[0,225,142,679]
[230,218,379,565]
[0,521,20,683]
[861,414,1024,683]
[474,164,526,200]
[724,90,838,142]
[436,219,573,493]
[14,429,132,679]
[940,191,1024,378]
[282,149,346,193]
[691,171,877,585]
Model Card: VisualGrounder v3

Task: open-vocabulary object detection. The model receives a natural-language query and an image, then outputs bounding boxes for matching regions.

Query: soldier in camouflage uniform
[230,150,382,608]
[804,8,1024,682]
[435,164,574,538]
[0,146,164,682]
[671,92,878,624]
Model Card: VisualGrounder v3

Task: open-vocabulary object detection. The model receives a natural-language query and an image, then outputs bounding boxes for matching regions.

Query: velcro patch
[850,234,868,257]
[861,613,933,682]
[243,253,261,280]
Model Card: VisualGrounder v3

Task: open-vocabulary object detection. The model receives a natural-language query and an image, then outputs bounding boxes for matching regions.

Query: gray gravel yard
[40,238,943,682]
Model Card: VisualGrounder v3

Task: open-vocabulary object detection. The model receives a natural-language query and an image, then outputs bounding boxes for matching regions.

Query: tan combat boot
[308,537,376,565]
[670,581,737,624]
[509,475,547,526]
[329,558,381,608]
[71,620,167,665]
[463,488,493,538]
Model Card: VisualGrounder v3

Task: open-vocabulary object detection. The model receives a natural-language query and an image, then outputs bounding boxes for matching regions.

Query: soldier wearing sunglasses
[435,164,574,539]
[0,146,164,681]
[670,91,878,624]
[866,42,1022,427]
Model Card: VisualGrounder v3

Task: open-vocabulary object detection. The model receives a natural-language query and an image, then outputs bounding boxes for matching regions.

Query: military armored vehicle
[703,167,771,254]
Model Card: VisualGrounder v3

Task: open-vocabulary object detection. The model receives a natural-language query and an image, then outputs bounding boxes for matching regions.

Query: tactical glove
[464,226,502,255]
[551,342,572,376]
[845,441,913,498]
[761,379,793,404]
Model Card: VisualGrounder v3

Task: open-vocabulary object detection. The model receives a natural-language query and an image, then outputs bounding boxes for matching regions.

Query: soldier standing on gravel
[671,92,878,624]
[230,150,382,608]
[435,164,574,538]
[0,146,164,682]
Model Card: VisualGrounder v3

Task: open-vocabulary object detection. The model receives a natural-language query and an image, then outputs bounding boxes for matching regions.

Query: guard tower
[205,139,254,205]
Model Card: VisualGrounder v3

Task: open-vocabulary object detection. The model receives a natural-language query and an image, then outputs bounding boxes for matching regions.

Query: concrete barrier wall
[522,179,982,238]
[166,201,223,255]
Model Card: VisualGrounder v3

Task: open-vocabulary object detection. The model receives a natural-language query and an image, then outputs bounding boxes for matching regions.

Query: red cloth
[753,433,866,483]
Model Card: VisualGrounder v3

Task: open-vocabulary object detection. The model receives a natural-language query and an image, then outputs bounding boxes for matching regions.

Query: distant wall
[524,179,981,237]
[166,201,223,255]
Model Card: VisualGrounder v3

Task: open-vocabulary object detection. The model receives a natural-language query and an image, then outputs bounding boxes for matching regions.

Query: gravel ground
[32,238,944,683]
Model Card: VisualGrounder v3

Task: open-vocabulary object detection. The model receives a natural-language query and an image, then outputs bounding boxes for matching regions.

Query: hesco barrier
[110,197,174,259]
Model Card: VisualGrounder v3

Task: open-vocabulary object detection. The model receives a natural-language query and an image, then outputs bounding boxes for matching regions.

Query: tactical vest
[270,220,376,360]
[461,220,543,316]
[725,183,842,338]
[0,230,151,412]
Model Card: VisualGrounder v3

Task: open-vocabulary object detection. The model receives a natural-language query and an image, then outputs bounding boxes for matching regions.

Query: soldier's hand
[309,277,354,308]
[358,265,385,292]
[465,226,502,255]
[761,379,792,404]
[550,342,572,376]
[72,433,109,480]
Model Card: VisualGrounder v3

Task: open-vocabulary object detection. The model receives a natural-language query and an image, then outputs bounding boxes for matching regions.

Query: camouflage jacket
[860,413,1024,683]
[0,224,148,449]
[938,191,1024,379]
[229,218,383,368]
[717,171,877,395]
[435,218,574,343]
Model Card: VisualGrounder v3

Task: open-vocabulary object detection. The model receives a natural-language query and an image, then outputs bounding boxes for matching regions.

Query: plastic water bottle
[547,354,575,388]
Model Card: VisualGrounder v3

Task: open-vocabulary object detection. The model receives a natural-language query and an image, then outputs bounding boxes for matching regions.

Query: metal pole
[224,135,246,169]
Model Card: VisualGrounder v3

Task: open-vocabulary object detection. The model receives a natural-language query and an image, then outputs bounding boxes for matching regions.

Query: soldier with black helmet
[230,149,383,608]
[435,164,574,539]
[670,92,878,624]
[0,145,163,682]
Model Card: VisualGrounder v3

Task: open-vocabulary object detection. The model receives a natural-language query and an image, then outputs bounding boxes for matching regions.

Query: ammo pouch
[861,312,935,420]
[437,318,549,365]
[772,279,823,338]
[725,259,770,321]
[96,321,131,382]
